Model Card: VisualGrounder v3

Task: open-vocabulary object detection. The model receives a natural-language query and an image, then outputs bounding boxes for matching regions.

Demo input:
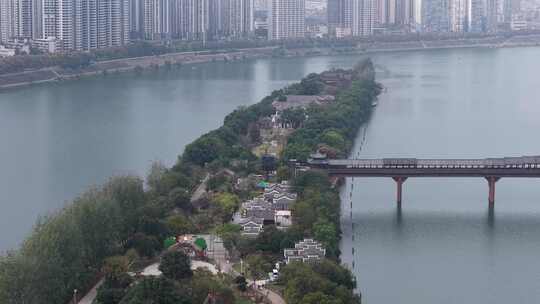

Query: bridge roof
[325,156,540,166]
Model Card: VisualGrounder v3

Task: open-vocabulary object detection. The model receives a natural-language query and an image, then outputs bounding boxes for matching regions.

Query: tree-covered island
[0,59,381,304]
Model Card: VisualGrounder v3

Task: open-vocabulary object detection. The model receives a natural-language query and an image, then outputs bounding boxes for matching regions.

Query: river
[1,47,540,302]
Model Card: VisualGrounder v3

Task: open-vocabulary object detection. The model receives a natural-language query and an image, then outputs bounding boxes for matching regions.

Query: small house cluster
[235,181,296,236]
[283,238,326,264]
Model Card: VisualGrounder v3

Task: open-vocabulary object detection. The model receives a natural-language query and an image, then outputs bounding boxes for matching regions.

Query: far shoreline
[1,34,540,92]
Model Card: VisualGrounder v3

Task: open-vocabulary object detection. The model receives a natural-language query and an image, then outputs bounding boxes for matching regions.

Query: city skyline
[0,0,537,53]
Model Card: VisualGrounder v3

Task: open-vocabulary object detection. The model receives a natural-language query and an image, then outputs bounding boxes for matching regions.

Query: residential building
[0,45,16,57]
[143,0,172,40]
[275,210,292,229]
[470,0,486,32]
[284,239,326,264]
[32,37,62,53]
[450,0,468,32]
[41,0,130,51]
[239,217,264,236]
[208,0,254,39]
[422,0,451,32]
[351,0,376,36]
[328,0,345,34]
[0,0,15,43]
[269,0,305,40]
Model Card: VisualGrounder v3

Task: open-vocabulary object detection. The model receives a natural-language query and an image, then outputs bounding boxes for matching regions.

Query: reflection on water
[342,46,540,303]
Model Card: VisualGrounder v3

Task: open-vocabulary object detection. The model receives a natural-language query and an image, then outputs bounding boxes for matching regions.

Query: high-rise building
[422,0,450,32]
[351,0,376,36]
[129,0,144,38]
[269,0,305,40]
[450,0,468,31]
[395,0,415,25]
[42,0,130,51]
[486,0,499,31]
[0,0,15,43]
[328,0,345,29]
[143,0,172,40]
[469,0,485,32]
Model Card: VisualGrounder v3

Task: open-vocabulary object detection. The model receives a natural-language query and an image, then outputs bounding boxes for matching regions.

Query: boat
[371,101,379,107]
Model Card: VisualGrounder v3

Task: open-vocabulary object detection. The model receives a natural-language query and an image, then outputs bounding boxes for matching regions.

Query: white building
[269,0,305,40]
[0,0,15,43]
[32,37,62,53]
[0,45,16,57]
[41,0,130,51]
[284,239,326,264]
[351,0,376,36]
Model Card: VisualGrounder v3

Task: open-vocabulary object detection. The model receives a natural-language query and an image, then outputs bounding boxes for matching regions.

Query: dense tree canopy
[159,251,193,281]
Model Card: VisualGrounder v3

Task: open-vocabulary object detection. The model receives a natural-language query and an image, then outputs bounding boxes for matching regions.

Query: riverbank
[0,47,277,90]
[2,33,540,91]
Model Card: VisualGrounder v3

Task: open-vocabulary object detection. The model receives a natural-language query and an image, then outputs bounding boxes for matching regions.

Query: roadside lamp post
[73,289,78,304]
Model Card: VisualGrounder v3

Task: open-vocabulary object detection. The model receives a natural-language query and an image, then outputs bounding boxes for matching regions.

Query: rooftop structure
[272,95,335,112]
[239,217,264,236]
[284,238,326,264]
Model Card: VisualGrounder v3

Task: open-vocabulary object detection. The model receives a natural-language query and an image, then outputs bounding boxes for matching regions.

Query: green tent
[257,181,270,188]
[164,237,176,249]
[194,237,207,251]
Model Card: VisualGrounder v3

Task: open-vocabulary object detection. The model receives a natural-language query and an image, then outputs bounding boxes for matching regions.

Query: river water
[1,47,540,302]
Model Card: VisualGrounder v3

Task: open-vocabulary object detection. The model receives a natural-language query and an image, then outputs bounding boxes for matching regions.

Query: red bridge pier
[486,177,501,207]
[392,177,408,205]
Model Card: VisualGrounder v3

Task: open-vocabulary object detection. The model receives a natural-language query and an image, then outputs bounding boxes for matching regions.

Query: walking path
[77,279,103,304]
[191,173,210,203]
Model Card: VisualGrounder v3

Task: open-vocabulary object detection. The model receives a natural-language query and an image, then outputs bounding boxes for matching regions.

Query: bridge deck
[307,156,540,177]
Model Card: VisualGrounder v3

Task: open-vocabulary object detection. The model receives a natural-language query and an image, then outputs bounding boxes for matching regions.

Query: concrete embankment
[2,34,540,91]
[0,47,277,91]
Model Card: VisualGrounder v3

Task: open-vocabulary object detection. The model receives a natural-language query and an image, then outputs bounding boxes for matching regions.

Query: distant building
[275,210,292,229]
[273,193,297,210]
[32,37,62,53]
[0,45,16,57]
[269,0,305,40]
[40,0,130,51]
[351,0,377,36]
[272,95,336,112]
[239,217,264,236]
[243,198,275,224]
[0,0,14,43]
[422,0,450,32]
[328,0,345,35]
[284,238,326,264]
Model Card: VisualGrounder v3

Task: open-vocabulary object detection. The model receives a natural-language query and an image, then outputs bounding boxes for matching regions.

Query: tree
[166,214,195,236]
[313,219,337,256]
[102,256,130,284]
[168,187,191,209]
[147,161,168,194]
[245,254,274,280]
[280,108,306,129]
[126,233,161,258]
[119,277,190,304]
[234,275,248,292]
[190,269,235,304]
[159,251,193,281]
[300,292,343,304]
[320,130,346,151]
[211,192,240,222]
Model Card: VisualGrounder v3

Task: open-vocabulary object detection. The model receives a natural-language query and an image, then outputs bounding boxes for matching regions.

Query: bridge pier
[485,177,501,207]
[392,177,408,205]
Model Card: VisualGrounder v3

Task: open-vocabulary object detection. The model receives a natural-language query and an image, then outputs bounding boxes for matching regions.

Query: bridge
[302,154,540,206]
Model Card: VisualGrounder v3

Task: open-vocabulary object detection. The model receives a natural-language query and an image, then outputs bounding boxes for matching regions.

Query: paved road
[77,279,103,304]
[190,173,210,203]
